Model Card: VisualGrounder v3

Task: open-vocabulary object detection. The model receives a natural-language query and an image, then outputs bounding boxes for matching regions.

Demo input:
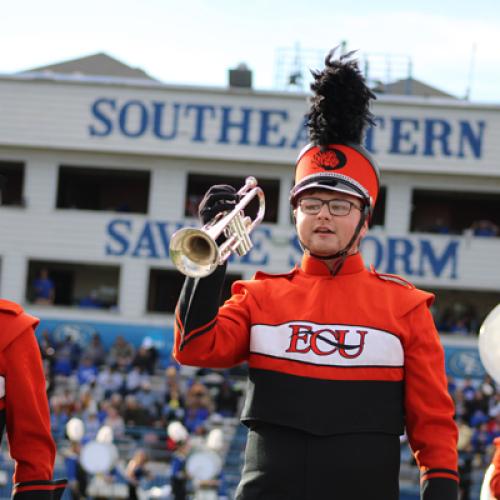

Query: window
[57,166,150,213]
[428,288,500,335]
[0,160,24,206]
[27,260,120,309]
[147,268,243,313]
[410,189,500,236]
[185,174,280,223]
[370,186,386,227]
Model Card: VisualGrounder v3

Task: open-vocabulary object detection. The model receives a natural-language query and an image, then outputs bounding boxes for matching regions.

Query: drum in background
[478,303,500,384]
[80,440,118,474]
[186,449,222,482]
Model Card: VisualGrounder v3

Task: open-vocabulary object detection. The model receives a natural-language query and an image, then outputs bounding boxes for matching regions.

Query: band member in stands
[173,49,458,499]
[0,295,67,498]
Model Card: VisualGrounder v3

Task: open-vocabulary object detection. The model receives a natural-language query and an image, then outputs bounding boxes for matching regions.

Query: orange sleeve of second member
[1,327,56,483]
[491,438,500,498]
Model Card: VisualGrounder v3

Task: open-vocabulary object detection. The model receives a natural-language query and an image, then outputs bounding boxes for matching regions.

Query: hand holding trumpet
[170,177,265,278]
[198,184,240,226]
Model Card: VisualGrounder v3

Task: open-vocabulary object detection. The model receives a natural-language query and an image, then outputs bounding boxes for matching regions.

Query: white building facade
[1,72,499,376]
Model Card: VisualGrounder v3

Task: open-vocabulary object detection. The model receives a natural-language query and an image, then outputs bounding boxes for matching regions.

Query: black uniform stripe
[180,318,218,350]
[421,468,459,478]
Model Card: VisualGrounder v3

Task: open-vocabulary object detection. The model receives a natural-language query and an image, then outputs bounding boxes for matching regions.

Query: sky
[3,0,500,103]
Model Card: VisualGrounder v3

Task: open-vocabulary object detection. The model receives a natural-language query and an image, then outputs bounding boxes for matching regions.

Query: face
[294,189,368,257]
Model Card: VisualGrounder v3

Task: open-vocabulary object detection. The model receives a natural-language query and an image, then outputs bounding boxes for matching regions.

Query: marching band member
[0,298,67,499]
[173,48,458,499]
[489,437,500,499]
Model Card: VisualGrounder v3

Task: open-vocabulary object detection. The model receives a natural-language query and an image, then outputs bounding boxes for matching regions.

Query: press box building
[1,53,499,376]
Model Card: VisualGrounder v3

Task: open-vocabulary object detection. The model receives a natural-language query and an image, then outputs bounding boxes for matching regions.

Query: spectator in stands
[103,404,125,439]
[123,395,151,427]
[108,335,135,369]
[470,219,499,237]
[185,194,202,218]
[96,364,124,399]
[471,389,490,417]
[135,380,161,422]
[53,335,80,376]
[32,267,55,304]
[457,417,473,453]
[85,332,106,367]
[109,392,124,414]
[490,394,500,419]
[76,356,98,386]
[125,366,149,394]
[164,368,186,423]
[471,422,493,465]
[78,290,102,308]
[132,337,158,375]
[447,375,457,398]
[183,382,213,434]
[461,378,477,402]
[429,217,451,234]
[487,414,500,440]
[38,330,57,394]
[49,395,70,441]
[449,318,470,335]
[481,375,497,401]
[82,410,100,443]
[39,329,56,364]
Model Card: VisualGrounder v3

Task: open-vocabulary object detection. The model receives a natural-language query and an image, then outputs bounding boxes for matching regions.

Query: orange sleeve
[174,283,253,368]
[2,327,56,483]
[491,438,500,498]
[403,302,458,484]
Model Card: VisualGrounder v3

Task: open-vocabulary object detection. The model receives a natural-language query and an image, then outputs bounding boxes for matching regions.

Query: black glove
[198,185,239,225]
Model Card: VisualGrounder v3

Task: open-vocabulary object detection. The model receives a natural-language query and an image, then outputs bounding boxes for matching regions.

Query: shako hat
[290,48,380,213]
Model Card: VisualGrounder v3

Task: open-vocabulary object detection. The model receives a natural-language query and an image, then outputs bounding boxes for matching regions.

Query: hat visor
[291,179,365,203]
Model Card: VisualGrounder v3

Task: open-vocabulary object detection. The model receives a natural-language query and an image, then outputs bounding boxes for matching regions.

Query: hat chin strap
[300,205,369,276]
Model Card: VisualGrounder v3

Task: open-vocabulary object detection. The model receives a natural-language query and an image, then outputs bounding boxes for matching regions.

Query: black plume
[307,47,375,147]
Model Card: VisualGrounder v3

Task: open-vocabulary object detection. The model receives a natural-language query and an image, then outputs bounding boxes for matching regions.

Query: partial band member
[478,306,500,500]
[490,437,500,499]
[0,298,67,499]
[172,49,458,499]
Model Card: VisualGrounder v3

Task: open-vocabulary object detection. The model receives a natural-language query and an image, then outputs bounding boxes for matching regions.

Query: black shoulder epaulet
[369,266,415,290]
[0,299,24,315]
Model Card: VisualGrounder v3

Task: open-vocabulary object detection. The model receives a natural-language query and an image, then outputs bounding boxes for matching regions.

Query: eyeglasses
[298,197,362,216]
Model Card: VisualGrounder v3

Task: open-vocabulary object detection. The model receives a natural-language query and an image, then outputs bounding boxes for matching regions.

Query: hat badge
[311,147,347,171]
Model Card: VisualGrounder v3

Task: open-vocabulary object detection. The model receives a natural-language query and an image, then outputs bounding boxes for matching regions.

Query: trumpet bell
[170,227,220,278]
[478,303,500,384]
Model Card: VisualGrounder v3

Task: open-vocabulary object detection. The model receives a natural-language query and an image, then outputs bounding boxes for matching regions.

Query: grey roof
[373,77,456,99]
[21,52,158,81]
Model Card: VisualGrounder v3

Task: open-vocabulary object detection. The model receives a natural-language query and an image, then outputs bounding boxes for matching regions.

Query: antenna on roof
[464,43,477,101]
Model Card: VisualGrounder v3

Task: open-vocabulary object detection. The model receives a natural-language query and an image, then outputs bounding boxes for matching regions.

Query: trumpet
[169,176,265,277]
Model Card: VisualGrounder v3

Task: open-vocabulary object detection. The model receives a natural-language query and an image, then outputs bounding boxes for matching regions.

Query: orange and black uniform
[174,253,458,499]
[491,437,500,499]
[0,299,66,499]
